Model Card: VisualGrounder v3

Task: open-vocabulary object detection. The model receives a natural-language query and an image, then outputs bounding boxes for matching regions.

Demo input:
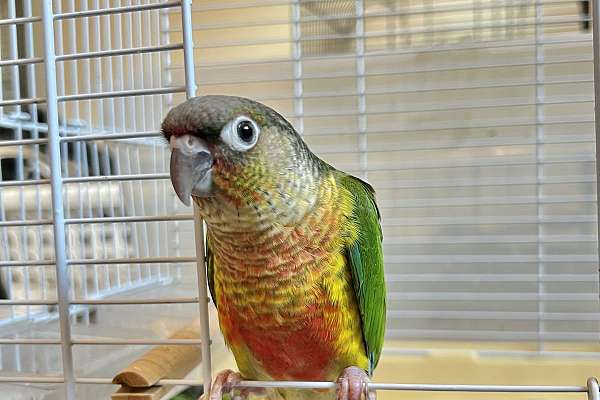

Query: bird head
[162,95,318,213]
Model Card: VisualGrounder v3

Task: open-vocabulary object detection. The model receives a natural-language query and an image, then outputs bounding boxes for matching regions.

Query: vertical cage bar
[23,0,47,305]
[78,0,101,298]
[593,0,600,305]
[589,378,600,400]
[100,0,120,287]
[181,0,197,99]
[161,0,179,280]
[131,0,152,282]
[7,0,30,326]
[90,0,111,293]
[181,0,212,394]
[291,0,304,136]
[534,0,545,352]
[116,0,143,285]
[355,0,367,180]
[65,0,91,315]
[107,0,129,290]
[41,2,76,399]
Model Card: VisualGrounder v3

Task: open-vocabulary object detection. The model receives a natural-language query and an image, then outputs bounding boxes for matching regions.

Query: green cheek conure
[163,96,386,400]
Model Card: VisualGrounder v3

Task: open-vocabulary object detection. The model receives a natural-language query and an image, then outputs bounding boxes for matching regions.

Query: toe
[209,369,240,400]
[347,376,364,400]
[366,386,376,400]
[336,376,349,400]
[225,370,242,388]
[224,371,242,398]
[337,366,374,400]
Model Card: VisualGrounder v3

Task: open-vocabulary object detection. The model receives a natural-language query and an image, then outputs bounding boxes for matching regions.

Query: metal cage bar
[589,378,600,400]
[54,1,182,20]
[594,0,600,304]
[180,0,214,395]
[41,3,76,399]
[235,380,597,393]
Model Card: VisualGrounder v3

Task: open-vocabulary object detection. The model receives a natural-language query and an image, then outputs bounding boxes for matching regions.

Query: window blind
[167,0,599,351]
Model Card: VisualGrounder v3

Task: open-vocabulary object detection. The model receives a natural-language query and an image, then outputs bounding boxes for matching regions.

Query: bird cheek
[212,156,238,179]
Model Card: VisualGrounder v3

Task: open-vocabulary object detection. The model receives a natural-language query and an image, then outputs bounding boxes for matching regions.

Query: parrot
[163,95,386,400]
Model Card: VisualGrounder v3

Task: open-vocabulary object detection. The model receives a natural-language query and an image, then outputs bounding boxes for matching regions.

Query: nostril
[171,135,210,156]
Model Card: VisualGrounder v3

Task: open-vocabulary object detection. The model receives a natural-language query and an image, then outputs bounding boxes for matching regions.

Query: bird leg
[200,369,241,400]
[200,369,266,400]
[336,366,376,400]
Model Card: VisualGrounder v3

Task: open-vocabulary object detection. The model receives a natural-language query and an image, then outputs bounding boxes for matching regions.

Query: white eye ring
[220,115,260,152]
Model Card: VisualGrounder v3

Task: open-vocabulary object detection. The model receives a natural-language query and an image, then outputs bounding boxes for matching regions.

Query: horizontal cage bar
[62,173,169,183]
[57,87,186,102]
[64,214,193,224]
[233,381,588,392]
[71,338,203,345]
[75,377,201,385]
[68,378,593,391]
[60,131,162,142]
[0,15,41,26]
[0,57,43,67]
[56,43,184,62]
[0,376,64,383]
[0,339,62,345]
[0,179,50,187]
[67,256,197,265]
[0,260,55,267]
[54,1,182,20]
[0,300,58,306]
[0,256,191,267]
[0,219,53,227]
[70,297,199,305]
[0,97,46,107]
[0,138,49,147]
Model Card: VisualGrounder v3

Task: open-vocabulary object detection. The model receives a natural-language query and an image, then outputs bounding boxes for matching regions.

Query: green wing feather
[339,173,386,375]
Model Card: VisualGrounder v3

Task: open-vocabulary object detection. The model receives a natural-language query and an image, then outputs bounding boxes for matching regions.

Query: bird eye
[237,121,255,143]
[221,116,260,152]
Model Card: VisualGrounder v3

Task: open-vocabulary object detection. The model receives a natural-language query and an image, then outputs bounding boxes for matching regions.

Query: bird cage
[0,1,599,400]
[0,1,207,399]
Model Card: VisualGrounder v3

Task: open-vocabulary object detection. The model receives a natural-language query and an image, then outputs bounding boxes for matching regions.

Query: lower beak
[169,136,213,206]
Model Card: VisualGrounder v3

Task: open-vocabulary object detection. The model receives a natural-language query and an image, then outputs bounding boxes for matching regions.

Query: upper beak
[169,135,214,206]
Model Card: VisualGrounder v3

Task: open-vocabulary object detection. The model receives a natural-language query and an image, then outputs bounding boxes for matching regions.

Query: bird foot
[336,366,376,400]
[199,369,266,400]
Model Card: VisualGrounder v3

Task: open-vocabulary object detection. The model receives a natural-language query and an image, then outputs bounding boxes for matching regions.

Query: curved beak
[169,135,214,206]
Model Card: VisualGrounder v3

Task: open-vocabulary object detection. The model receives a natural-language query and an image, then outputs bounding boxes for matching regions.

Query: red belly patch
[224,306,336,381]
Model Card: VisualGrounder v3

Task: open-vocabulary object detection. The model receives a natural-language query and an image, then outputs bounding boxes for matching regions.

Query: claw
[336,366,376,400]
[198,369,242,400]
[199,370,267,400]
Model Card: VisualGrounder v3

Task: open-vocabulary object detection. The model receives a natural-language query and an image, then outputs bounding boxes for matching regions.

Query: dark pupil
[237,121,254,143]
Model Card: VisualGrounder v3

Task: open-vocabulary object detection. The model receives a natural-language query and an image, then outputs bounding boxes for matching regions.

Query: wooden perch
[112,321,202,388]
